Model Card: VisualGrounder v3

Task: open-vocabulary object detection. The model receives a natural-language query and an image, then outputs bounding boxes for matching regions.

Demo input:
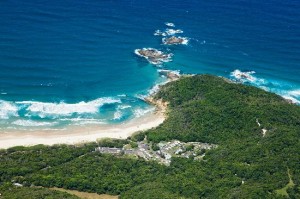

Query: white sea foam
[181,38,189,45]
[154,30,167,36]
[165,22,175,27]
[135,94,148,101]
[60,118,100,122]
[141,69,181,97]
[141,69,181,98]
[16,97,121,118]
[118,105,131,109]
[280,90,300,104]
[154,28,183,36]
[60,118,106,125]
[113,109,123,120]
[281,95,300,104]
[230,70,300,104]
[158,69,181,77]
[12,120,56,127]
[133,107,155,118]
[230,69,257,83]
[258,86,269,91]
[0,100,19,119]
[75,120,105,125]
[288,90,300,97]
[165,28,183,35]
[148,84,161,96]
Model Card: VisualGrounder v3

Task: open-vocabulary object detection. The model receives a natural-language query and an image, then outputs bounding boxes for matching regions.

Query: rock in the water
[158,69,181,81]
[162,36,189,45]
[135,48,173,65]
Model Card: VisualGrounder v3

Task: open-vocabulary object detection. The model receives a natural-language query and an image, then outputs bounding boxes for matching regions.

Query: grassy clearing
[275,169,295,196]
[50,187,118,199]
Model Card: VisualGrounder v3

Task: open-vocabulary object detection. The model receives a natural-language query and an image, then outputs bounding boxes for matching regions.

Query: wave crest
[0,100,18,119]
[22,97,121,118]
[12,120,57,127]
[230,69,300,104]
[230,69,257,83]
[133,107,155,118]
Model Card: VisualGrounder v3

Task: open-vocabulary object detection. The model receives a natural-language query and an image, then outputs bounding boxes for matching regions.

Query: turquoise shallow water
[0,0,299,130]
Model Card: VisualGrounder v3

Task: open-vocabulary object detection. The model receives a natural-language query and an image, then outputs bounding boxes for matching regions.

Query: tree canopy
[0,75,299,198]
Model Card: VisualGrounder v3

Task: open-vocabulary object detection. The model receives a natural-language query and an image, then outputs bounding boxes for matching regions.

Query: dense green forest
[0,75,299,198]
[0,183,79,199]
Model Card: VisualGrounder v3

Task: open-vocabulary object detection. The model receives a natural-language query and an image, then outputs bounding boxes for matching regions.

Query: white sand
[0,71,179,149]
[0,111,165,149]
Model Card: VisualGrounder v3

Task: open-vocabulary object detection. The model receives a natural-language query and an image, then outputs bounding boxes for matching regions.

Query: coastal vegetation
[0,184,79,199]
[0,75,299,198]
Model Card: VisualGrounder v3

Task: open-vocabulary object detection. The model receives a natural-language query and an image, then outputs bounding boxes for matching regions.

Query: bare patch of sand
[0,109,165,149]
[50,187,118,199]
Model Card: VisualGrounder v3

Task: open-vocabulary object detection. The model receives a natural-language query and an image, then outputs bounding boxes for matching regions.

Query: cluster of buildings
[95,140,217,166]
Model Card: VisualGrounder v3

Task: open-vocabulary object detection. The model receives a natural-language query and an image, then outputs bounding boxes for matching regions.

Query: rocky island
[162,36,189,45]
[134,48,173,65]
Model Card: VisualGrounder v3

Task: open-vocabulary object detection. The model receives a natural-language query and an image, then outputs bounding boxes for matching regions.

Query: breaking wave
[113,109,123,120]
[0,97,122,128]
[17,97,121,118]
[230,69,300,104]
[288,90,300,97]
[0,100,19,119]
[12,120,57,127]
[282,90,300,104]
[230,69,258,83]
[133,107,155,118]
[0,92,160,128]
[112,104,131,121]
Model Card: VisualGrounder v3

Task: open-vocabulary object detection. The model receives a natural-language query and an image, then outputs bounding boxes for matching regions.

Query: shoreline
[0,71,178,149]
[0,109,165,149]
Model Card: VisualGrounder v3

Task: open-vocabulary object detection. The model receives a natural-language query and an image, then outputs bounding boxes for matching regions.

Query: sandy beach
[0,71,178,149]
[0,109,165,149]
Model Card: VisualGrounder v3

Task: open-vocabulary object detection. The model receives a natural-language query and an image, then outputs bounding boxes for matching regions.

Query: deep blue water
[0,0,299,130]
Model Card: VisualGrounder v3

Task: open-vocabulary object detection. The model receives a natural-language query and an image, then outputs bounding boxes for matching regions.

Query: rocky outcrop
[162,36,188,45]
[134,48,172,65]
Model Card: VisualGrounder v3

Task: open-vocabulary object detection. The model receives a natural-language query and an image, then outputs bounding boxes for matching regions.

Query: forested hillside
[0,75,299,199]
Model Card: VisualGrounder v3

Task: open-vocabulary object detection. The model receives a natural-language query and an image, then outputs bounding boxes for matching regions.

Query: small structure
[13,183,23,187]
[96,147,122,155]
[95,140,217,166]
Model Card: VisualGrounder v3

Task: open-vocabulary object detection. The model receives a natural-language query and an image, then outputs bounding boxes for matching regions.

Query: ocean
[0,0,299,131]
